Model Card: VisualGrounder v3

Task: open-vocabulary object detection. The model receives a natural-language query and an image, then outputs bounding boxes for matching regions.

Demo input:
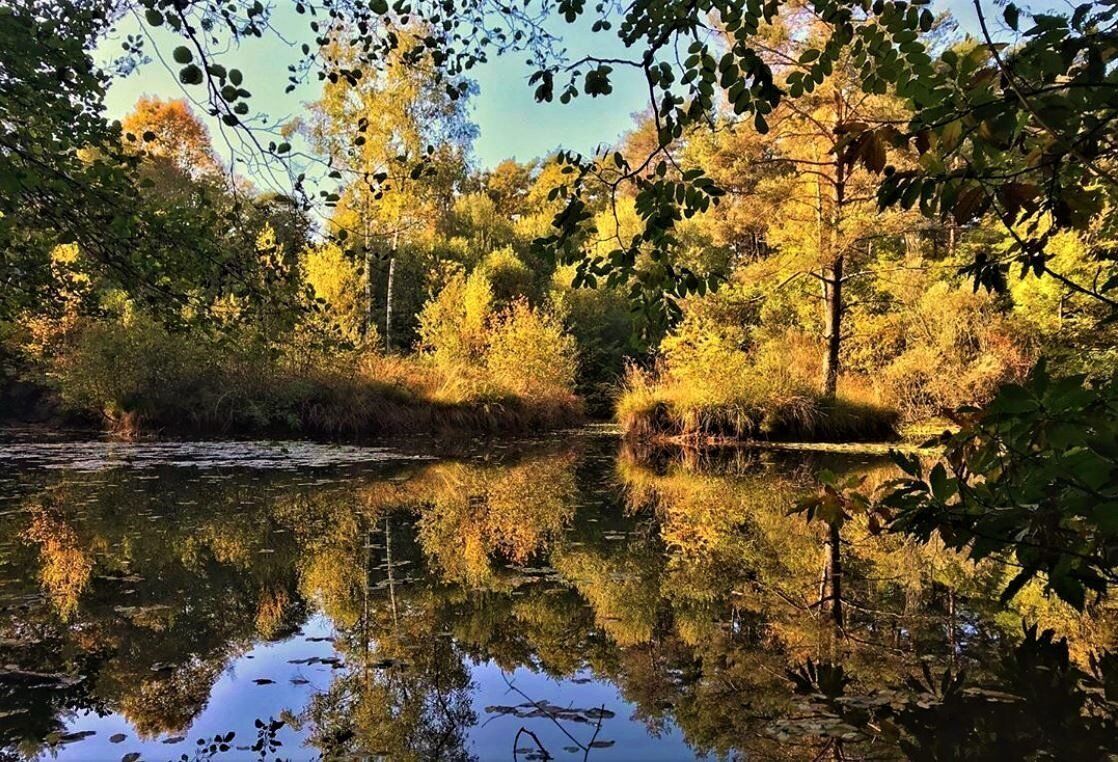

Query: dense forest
[5,0,1118,755]
[4,0,1114,446]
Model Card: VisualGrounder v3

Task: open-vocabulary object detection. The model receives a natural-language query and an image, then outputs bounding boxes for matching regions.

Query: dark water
[1,433,1115,761]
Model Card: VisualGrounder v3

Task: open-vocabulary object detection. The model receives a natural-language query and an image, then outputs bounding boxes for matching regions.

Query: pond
[1,432,1115,761]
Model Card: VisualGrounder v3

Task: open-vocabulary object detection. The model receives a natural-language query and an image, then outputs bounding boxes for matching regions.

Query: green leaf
[1004,3,1020,30]
[178,64,203,86]
[172,46,193,65]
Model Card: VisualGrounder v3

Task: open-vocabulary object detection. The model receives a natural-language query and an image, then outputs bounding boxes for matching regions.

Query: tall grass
[616,364,897,443]
[616,320,898,443]
[28,310,582,439]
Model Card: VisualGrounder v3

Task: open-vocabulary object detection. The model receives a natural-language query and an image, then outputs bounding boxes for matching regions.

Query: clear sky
[99,0,1058,173]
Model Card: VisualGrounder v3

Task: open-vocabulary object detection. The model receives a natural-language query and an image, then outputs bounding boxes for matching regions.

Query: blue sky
[100,0,1056,173]
[101,6,648,171]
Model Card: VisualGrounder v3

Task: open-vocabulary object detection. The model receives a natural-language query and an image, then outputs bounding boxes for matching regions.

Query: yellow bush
[476,247,535,304]
[660,315,754,407]
[618,311,896,441]
[417,269,493,370]
[486,299,578,399]
[302,242,370,346]
[416,271,579,404]
[879,282,1033,420]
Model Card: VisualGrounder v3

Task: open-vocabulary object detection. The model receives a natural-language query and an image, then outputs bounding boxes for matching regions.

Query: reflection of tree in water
[3,440,1118,759]
[301,597,478,761]
[0,467,315,753]
[610,446,1118,758]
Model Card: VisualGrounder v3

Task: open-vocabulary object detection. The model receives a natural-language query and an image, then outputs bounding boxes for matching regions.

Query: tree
[688,9,918,397]
[307,25,475,349]
[120,96,221,180]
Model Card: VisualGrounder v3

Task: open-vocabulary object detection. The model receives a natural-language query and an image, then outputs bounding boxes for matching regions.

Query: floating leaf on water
[252,678,275,685]
[109,733,127,743]
[57,730,95,744]
[162,735,186,744]
[122,753,141,762]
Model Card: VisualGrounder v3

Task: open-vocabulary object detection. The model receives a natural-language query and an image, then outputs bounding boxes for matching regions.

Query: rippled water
[0,439,433,471]
[1,433,1114,760]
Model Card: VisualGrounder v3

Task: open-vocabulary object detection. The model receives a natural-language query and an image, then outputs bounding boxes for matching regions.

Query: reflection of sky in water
[53,615,336,761]
[470,663,697,761]
[49,611,694,761]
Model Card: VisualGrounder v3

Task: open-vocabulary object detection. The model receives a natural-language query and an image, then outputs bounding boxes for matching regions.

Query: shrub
[619,316,897,442]
[417,269,493,370]
[36,307,581,438]
[301,242,369,346]
[486,300,578,399]
[476,247,536,304]
[878,283,1034,421]
[50,315,217,431]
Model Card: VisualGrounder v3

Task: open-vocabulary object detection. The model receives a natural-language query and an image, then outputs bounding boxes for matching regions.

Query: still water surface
[1,433,1114,760]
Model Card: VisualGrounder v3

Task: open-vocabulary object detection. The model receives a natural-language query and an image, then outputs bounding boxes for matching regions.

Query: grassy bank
[618,386,898,443]
[617,364,899,444]
[7,291,584,439]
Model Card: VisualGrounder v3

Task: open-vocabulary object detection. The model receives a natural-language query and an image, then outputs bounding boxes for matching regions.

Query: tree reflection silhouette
[1,439,1117,759]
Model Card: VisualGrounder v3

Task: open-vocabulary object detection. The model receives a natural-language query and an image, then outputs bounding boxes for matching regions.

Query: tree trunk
[363,214,376,340]
[385,516,398,627]
[821,128,846,400]
[385,256,396,353]
[819,522,844,629]
[822,255,843,399]
[384,228,399,353]
[948,586,958,667]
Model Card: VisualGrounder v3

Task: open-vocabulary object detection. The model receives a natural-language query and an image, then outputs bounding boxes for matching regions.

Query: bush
[876,283,1034,421]
[34,301,582,438]
[486,300,578,399]
[50,316,217,431]
[417,269,492,371]
[301,242,370,346]
[476,247,536,304]
[416,270,581,413]
[618,317,897,442]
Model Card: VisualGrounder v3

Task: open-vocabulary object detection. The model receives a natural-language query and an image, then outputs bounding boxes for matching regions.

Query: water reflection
[1,436,1116,760]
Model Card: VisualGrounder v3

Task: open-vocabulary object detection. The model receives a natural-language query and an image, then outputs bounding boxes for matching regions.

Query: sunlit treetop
[4,0,1117,327]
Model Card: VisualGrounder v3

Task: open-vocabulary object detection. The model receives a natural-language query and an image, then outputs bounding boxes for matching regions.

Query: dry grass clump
[616,321,898,443]
[617,365,897,443]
